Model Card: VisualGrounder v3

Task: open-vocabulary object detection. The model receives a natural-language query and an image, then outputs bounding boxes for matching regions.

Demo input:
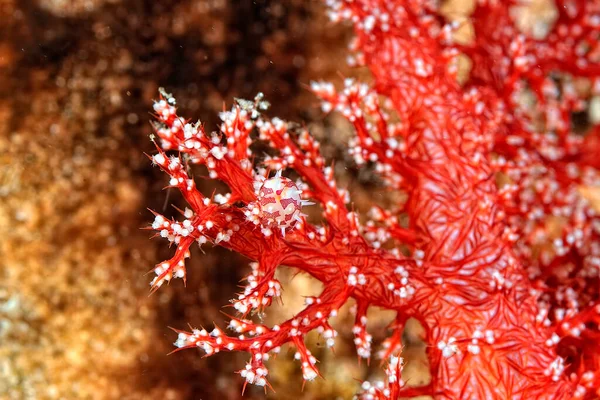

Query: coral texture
[148,0,600,399]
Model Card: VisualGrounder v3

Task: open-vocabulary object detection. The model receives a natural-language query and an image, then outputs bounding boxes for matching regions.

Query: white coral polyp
[239,362,269,387]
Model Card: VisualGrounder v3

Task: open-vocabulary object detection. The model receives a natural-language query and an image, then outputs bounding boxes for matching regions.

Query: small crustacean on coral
[256,170,312,236]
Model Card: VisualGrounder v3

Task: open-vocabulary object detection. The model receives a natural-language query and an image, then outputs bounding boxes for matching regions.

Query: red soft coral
[146,1,600,398]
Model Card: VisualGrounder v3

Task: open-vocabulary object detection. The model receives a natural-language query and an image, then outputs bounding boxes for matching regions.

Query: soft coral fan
[146,0,600,399]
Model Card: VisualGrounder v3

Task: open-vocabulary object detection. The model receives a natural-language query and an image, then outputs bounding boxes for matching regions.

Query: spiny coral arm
[312,79,422,190]
[175,285,352,353]
[150,146,207,212]
[146,149,434,388]
[148,103,432,312]
[172,284,355,387]
[149,137,432,308]
[152,91,256,202]
[257,118,351,230]
[154,88,360,235]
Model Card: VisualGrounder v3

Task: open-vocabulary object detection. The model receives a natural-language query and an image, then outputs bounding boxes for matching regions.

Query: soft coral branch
[144,0,600,398]
[173,283,354,388]
[147,88,437,392]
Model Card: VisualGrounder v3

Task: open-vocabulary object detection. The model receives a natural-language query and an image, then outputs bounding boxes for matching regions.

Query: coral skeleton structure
[146,0,600,398]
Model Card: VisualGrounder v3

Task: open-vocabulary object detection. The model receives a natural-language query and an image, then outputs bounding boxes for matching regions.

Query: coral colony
[146,1,600,399]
